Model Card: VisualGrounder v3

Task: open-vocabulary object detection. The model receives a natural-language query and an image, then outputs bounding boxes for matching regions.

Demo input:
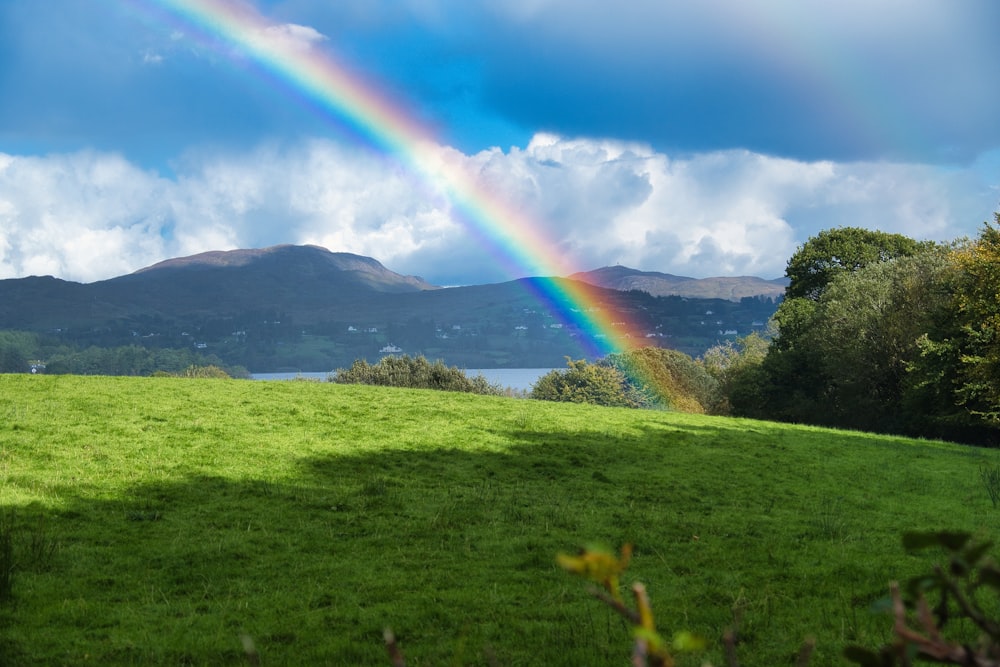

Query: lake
[251,368,556,392]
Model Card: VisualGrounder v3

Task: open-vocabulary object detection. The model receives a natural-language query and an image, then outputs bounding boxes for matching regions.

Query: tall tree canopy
[745,228,946,432]
[784,227,930,301]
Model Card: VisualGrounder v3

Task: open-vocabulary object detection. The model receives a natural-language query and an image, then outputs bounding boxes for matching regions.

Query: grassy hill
[0,375,993,665]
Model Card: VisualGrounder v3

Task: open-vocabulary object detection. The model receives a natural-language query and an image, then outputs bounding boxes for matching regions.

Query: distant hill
[107,245,439,313]
[571,265,787,301]
[0,245,438,328]
[0,245,782,370]
[130,245,436,293]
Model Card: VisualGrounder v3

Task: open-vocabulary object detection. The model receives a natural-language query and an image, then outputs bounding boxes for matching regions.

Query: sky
[1,0,999,286]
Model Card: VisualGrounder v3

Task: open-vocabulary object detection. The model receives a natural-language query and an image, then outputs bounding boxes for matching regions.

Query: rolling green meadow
[0,374,996,665]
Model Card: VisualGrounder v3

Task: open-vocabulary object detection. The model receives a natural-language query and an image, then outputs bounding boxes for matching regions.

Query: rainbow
[144,0,651,359]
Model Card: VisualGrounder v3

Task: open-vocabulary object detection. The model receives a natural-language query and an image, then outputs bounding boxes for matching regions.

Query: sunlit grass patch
[0,374,991,665]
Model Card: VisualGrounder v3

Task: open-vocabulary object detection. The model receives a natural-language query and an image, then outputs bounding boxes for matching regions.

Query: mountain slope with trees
[571,265,787,301]
[0,246,780,371]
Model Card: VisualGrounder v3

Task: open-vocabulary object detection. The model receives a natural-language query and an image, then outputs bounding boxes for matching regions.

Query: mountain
[571,265,787,301]
[0,245,782,370]
[129,245,436,293]
[95,245,438,317]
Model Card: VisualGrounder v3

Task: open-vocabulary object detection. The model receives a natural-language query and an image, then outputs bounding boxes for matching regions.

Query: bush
[181,365,232,379]
[332,355,503,396]
[601,347,718,413]
[530,358,638,407]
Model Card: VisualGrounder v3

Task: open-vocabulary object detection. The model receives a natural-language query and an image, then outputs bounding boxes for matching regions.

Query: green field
[0,375,995,665]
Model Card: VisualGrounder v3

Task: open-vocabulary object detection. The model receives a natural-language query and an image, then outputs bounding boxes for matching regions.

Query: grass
[0,374,995,665]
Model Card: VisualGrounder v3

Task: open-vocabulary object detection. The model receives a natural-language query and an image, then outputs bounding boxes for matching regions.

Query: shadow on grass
[0,419,978,666]
[2,425,684,666]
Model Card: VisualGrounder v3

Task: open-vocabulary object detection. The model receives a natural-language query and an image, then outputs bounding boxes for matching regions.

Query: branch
[383,628,406,667]
[795,637,816,667]
[889,582,1000,667]
[723,629,740,667]
[936,564,1000,638]
[590,586,641,625]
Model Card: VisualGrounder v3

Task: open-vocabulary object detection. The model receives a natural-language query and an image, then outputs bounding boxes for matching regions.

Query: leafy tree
[906,219,1000,444]
[700,332,770,415]
[810,247,952,433]
[785,227,929,301]
[0,331,38,373]
[753,228,936,429]
[530,358,637,407]
[951,218,1000,428]
[601,347,718,413]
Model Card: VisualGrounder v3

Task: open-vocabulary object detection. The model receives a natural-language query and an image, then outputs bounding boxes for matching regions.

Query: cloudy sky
[1,0,998,285]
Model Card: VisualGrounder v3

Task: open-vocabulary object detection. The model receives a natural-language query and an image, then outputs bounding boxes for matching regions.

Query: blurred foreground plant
[846,531,1000,666]
[380,534,1000,666]
[557,544,815,667]
[557,543,699,667]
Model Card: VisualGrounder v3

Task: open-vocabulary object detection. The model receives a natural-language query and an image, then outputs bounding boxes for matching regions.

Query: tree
[907,219,1000,443]
[530,359,637,407]
[951,218,1000,428]
[700,332,770,415]
[785,227,929,301]
[754,228,933,429]
[601,347,718,413]
[0,331,38,373]
[811,247,952,433]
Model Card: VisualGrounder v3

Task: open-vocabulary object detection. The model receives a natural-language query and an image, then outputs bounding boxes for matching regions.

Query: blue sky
[1,0,998,285]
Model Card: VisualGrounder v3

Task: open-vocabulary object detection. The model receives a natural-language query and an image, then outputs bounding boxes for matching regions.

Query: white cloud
[247,23,327,54]
[0,136,994,285]
[0,152,172,281]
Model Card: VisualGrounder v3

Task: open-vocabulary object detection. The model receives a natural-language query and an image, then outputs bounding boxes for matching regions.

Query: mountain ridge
[0,245,783,369]
[571,265,787,301]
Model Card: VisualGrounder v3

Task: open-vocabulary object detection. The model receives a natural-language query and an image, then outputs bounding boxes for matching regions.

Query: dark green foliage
[0,331,38,373]
[908,217,1000,441]
[530,358,638,407]
[700,333,769,415]
[333,354,503,395]
[41,344,248,378]
[737,230,1000,442]
[755,226,935,430]
[532,349,721,413]
[601,347,718,413]
[809,249,952,433]
[785,227,929,301]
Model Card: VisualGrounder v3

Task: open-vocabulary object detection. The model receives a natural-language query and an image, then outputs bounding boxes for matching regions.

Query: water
[251,368,555,391]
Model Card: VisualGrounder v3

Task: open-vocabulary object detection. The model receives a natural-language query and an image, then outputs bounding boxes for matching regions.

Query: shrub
[181,365,232,379]
[332,355,503,396]
[600,347,718,413]
[529,358,638,407]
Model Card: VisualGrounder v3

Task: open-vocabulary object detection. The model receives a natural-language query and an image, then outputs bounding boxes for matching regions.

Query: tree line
[0,334,248,378]
[532,219,1000,446]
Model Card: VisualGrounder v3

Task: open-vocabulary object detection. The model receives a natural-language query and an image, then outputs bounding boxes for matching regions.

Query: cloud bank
[1,136,994,285]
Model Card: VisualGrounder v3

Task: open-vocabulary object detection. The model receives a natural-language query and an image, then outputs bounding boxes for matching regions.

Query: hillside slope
[0,375,987,665]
